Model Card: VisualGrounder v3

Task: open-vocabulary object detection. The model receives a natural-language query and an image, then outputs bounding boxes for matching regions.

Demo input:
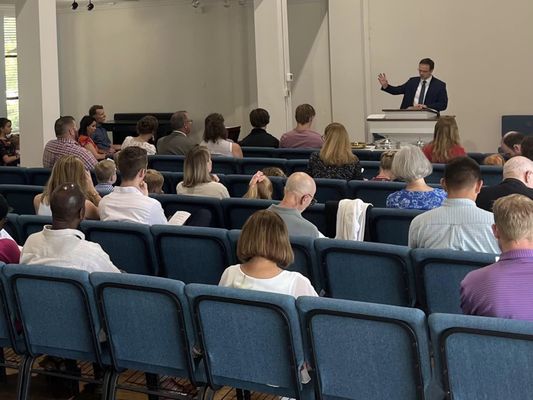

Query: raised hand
[378,73,389,88]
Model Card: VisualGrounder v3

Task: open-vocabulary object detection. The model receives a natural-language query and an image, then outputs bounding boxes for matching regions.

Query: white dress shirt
[20,226,120,273]
[98,186,167,225]
[414,75,432,105]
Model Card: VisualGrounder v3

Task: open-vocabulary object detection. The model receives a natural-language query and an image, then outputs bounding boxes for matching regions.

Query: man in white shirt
[21,183,120,273]
[99,147,168,225]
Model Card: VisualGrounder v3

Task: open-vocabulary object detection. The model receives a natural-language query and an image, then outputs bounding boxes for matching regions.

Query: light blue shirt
[408,198,499,254]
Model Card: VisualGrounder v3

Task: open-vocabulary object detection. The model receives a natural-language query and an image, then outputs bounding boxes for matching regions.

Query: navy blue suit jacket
[382,76,448,111]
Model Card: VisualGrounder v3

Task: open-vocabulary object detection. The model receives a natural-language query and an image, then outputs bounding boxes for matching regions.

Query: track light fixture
[191,0,200,8]
[71,1,78,10]
[87,0,94,10]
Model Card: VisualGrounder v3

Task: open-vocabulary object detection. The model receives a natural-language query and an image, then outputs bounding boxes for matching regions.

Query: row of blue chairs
[3,217,497,315]
[240,146,495,164]
[2,264,532,400]
[147,155,504,186]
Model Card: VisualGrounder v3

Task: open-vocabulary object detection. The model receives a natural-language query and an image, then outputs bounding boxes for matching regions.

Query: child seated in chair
[94,159,116,196]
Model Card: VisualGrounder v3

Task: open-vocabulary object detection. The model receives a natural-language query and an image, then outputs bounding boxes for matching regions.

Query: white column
[253,0,292,137]
[328,0,367,142]
[0,15,6,118]
[16,0,60,167]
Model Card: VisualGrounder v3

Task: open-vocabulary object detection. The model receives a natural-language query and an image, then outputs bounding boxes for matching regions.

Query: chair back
[80,220,158,276]
[186,284,310,398]
[148,155,185,172]
[298,297,431,400]
[152,194,224,228]
[412,248,497,314]
[0,167,28,185]
[3,264,103,363]
[430,313,533,400]
[0,185,43,215]
[315,239,414,306]
[314,178,348,203]
[17,215,52,244]
[152,225,231,284]
[368,208,423,246]
[348,181,406,208]
[241,157,287,175]
[91,273,197,381]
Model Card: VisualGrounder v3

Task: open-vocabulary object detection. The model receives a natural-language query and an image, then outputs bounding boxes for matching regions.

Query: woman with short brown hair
[219,210,318,297]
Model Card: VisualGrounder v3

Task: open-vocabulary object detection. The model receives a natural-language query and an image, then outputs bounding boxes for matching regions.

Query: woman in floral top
[307,122,363,180]
[386,145,446,210]
[0,118,19,166]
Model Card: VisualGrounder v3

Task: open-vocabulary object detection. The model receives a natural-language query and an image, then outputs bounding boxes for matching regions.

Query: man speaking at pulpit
[378,58,448,112]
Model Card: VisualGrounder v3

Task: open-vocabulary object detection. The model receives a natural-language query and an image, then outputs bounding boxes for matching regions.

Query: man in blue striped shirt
[408,157,499,254]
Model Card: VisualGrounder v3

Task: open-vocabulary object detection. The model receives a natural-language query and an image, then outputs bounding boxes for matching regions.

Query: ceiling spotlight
[191,0,200,8]
[87,0,94,10]
[71,1,78,10]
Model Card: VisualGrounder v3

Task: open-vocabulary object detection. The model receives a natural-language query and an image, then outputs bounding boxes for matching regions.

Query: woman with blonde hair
[372,150,396,181]
[422,115,466,163]
[176,146,229,199]
[243,171,273,200]
[219,210,318,298]
[307,122,363,180]
[34,155,101,219]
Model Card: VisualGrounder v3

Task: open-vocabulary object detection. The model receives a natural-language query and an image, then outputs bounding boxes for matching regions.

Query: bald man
[21,183,120,273]
[268,172,324,238]
[476,156,533,211]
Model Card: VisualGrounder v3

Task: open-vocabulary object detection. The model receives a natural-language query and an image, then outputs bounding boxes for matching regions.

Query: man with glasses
[157,110,196,155]
[268,172,325,238]
[378,58,448,112]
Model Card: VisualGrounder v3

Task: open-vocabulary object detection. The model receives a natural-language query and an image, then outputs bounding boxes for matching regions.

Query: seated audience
[99,147,167,225]
[219,210,318,297]
[483,153,505,166]
[476,156,533,211]
[280,104,323,148]
[200,113,243,158]
[239,108,279,148]
[156,110,195,156]
[94,159,117,196]
[268,172,324,238]
[307,122,363,180]
[461,194,533,321]
[520,136,533,161]
[0,194,20,263]
[34,155,100,219]
[422,115,466,163]
[144,169,164,194]
[409,157,499,253]
[262,166,286,178]
[121,115,158,156]
[0,118,19,166]
[89,104,121,153]
[43,116,97,171]
[78,115,108,160]
[243,171,273,200]
[22,183,120,273]
[176,146,229,199]
[372,150,396,181]
[500,131,524,158]
[386,145,446,210]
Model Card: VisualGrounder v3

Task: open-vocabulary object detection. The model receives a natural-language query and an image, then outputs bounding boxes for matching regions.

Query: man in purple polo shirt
[461,194,533,321]
[279,104,324,148]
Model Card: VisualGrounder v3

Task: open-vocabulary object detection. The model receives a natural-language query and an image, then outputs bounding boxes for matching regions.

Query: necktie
[419,80,427,105]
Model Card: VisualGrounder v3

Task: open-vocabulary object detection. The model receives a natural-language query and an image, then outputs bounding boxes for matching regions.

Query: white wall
[57,1,256,142]
[287,0,331,136]
[55,0,533,152]
[367,0,533,152]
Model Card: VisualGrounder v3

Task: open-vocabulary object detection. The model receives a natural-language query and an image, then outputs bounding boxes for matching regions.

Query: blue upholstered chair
[3,264,111,400]
[0,185,43,215]
[186,284,313,399]
[152,225,232,285]
[411,248,498,314]
[80,220,158,276]
[315,239,414,306]
[0,167,28,185]
[151,194,224,228]
[430,313,533,400]
[298,296,432,400]
[91,272,203,400]
[148,155,185,172]
[368,207,424,246]
[16,215,52,244]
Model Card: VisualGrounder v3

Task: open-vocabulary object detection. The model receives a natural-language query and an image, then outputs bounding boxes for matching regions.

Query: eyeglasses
[306,195,317,207]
